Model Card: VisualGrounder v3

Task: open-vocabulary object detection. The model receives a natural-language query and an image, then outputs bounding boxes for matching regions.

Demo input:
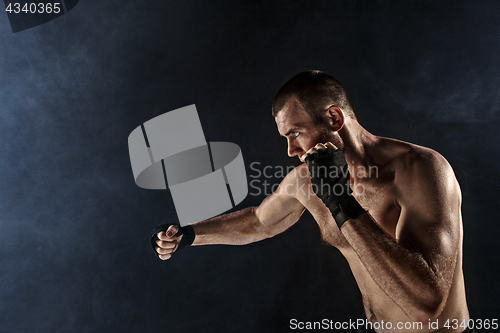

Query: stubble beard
[319,125,343,151]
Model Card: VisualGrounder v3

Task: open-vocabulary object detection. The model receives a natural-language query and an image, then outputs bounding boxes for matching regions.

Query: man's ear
[326,106,345,132]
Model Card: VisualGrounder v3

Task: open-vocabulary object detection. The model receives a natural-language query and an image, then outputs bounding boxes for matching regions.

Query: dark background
[0,1,498,332]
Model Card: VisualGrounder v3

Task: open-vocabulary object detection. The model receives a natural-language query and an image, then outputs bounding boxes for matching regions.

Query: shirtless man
[153,71,471,332]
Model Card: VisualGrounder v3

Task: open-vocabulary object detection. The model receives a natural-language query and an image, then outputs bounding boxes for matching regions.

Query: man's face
[275,98,332,162]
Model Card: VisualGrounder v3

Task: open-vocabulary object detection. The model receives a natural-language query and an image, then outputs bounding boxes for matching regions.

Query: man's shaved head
[272,70,355,125]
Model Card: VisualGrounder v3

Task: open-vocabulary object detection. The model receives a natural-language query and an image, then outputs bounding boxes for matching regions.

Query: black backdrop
[0,1,499,332]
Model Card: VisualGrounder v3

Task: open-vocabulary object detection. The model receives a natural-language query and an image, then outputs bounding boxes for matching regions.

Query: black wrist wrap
[333,195,366,227]
[151,224,195,258]
[305,148,366,228]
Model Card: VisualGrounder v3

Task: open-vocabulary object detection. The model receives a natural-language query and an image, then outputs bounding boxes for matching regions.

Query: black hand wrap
[305,148,366,228]
[151,224,195,258]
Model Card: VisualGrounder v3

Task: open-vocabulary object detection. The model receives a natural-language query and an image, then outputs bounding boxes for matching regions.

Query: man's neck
[339,118,379,182]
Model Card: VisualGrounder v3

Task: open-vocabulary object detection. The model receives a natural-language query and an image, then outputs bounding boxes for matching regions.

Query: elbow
[408,290,447,323]
[409,307,442,324]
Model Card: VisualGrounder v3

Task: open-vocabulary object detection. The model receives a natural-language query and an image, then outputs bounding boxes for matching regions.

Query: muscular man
[153,71,471,332]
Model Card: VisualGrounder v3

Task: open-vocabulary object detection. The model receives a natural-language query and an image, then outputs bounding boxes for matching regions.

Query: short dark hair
[272,70,355,124]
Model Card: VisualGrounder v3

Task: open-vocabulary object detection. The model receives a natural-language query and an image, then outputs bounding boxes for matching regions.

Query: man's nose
[287,140,300,157]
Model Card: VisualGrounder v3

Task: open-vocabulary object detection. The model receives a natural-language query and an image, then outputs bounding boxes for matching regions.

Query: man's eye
[292,132,299,137]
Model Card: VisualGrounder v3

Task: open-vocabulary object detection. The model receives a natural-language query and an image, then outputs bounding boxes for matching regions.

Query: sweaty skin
[155,98,469,332]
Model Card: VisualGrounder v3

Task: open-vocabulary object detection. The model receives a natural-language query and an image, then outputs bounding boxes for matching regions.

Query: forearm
[192,207,273,246]
[341,213,450,321]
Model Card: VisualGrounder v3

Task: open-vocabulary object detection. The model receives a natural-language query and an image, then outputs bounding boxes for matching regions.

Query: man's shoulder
[379,137,460,201]
[378,137,453,176]
[277,163,310,192]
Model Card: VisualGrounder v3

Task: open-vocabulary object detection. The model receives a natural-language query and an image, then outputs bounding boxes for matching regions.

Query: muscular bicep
[254,167,306,236]
[395,152,462,280]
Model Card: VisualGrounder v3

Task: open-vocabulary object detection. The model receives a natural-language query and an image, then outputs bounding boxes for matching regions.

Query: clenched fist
[151,224,195,260]
[302,142,366,228]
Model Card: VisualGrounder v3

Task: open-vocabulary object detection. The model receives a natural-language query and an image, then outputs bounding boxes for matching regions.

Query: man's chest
[353,180,401,238]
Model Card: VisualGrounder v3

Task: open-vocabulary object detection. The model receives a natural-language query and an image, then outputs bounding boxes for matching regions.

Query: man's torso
[286,137,469,332]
